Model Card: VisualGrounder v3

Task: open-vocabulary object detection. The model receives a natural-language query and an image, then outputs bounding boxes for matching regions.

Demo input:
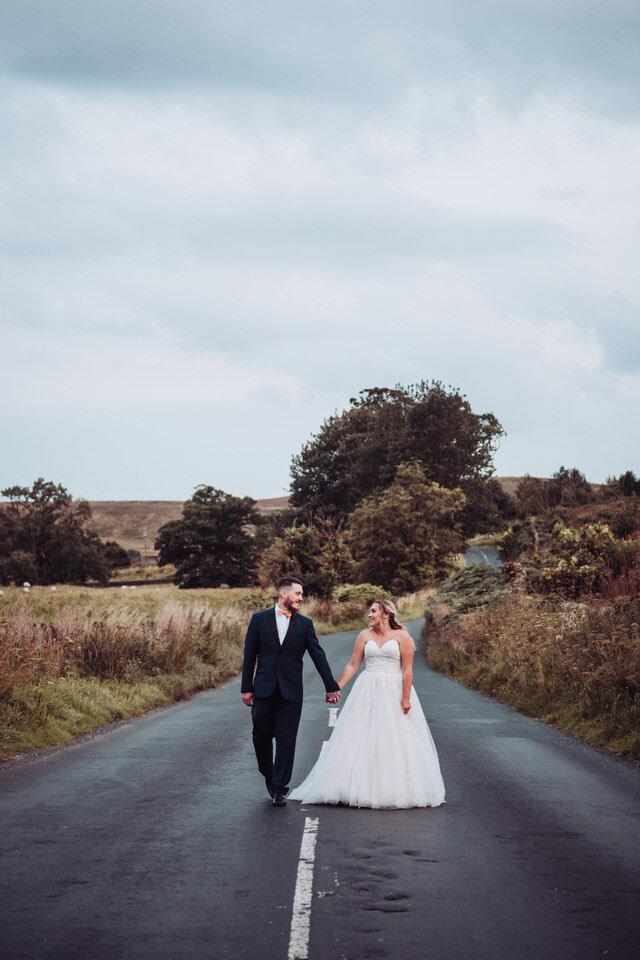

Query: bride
[289,599,445,809]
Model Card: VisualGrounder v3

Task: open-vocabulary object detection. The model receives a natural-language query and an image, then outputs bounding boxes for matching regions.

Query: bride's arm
[336,632,367,689]
[398,632,415,714]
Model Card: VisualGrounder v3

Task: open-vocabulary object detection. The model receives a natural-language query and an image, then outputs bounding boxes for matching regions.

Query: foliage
[515,466,593,517]
[458,477,516,536]
[598,495,640,538]
[423,564,510,630]
[257,519,353,598]
[347,461,466,593]
[155,485,260,589]
[101,540,131,571]
[604,470,640,497]
[498,520,536,561]
[0,478,112,585]
[514,474,555,515]
[422,593,640,761]
[333,583,392,605]
[551,466,593,506]
[290,381,505,523]
[538,521,624,598]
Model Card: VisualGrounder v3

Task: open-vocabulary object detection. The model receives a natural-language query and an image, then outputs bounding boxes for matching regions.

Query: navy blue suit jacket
[241,608,340,703]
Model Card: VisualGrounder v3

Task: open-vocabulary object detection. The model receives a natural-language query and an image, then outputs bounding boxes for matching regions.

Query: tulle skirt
[289,669,446,809]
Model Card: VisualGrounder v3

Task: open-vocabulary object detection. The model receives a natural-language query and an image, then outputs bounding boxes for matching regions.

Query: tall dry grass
[423,593,640,760]
[0,597,249,701]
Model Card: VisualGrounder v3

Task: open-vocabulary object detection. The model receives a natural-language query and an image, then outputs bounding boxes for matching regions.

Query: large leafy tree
[0,478,112,584]
[347,461,466,593]
[155,485,260,588]
[290,381,505,523]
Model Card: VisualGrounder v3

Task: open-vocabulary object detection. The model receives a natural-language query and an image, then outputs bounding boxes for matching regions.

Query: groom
[241,576,341,806]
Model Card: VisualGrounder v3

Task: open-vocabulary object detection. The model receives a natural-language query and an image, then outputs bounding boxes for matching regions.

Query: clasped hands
[241,690,341,706]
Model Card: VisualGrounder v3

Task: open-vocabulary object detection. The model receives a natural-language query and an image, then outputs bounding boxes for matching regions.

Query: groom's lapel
[267,608,280,648]
[281,612,298,648]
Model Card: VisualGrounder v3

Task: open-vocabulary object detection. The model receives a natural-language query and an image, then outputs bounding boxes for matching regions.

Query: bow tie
[277,609,292,618]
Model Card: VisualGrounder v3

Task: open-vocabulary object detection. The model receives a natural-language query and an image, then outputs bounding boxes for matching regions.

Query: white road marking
[288,816,319,960]
[328,708,339,727]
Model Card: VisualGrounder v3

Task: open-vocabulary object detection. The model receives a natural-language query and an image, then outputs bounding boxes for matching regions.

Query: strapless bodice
[364,638,402,674]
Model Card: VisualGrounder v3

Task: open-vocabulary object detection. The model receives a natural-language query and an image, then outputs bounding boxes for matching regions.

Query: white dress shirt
[274,604,291,644]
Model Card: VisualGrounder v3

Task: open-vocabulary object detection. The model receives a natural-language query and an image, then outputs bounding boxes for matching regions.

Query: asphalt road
[1,620,639,960]
[463,546,502,568]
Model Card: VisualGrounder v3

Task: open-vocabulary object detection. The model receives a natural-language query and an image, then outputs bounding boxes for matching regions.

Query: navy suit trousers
[251,683,303,794]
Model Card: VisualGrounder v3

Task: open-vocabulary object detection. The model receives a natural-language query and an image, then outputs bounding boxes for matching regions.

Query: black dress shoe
[272,793,287,806]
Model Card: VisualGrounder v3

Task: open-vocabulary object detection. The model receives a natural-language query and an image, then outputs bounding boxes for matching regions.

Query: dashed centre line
[288,706,339,957]
[288,816,319,960]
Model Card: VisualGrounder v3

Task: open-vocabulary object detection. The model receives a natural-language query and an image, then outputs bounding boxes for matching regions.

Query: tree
[290,382,505,524]
[0,478,111,584]
[257,519,353,598]
[515,474,556,516]
[605,470,640,497]
[459,477,516,535]
[100,540,131,572]
[347,461,466,593]
[155,485,260,588]
[550,466,593,507]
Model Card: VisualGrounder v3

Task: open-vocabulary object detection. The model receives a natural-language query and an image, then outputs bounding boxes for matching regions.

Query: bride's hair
[372,598,402,631]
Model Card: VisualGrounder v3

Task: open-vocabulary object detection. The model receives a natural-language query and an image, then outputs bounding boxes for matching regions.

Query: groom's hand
[326,691,341,703]
[242,692,255,706]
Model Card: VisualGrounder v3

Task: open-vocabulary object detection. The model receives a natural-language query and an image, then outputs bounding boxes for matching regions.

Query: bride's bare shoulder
[396,628,415,647]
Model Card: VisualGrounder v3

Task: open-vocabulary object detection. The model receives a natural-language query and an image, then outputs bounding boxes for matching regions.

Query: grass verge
[0,584,431,758]
[422,573,640,762]
[1,656,240,757]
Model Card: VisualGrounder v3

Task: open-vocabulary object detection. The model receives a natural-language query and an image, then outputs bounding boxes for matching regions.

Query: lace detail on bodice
[364,638,402,674]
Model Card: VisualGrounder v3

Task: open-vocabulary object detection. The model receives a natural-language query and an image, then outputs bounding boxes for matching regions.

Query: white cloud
[1,322,299,413]
[1,3,639,495]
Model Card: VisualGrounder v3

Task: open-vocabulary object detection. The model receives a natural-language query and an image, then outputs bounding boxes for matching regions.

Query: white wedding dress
[289,638,446,809]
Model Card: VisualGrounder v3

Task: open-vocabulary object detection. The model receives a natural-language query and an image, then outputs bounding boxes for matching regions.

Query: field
[0,582,433,757]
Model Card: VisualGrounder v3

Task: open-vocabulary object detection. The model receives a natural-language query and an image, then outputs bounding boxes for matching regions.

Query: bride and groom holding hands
[241,576,445,809]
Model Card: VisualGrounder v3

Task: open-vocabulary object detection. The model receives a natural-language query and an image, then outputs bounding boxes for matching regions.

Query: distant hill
[85,496,290,556]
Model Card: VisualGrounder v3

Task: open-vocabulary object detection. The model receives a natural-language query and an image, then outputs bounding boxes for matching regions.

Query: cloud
[0,321,300,414]
[1,0,639,116]
[1,2,639,496]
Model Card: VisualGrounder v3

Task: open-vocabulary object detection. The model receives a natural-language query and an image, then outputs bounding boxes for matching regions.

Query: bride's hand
[401,697,411,715]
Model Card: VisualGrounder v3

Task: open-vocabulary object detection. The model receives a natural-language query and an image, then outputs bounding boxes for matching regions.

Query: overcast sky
[1,0,639,501]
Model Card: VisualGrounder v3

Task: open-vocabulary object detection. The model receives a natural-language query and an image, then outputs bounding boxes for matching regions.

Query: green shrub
[539,521,618,598]
[334,583,392,605]
[423,564,510,629]
[498,520,535,561]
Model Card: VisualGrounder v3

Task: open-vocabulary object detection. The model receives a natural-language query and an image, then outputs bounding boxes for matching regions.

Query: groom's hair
[277,576,303,592]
